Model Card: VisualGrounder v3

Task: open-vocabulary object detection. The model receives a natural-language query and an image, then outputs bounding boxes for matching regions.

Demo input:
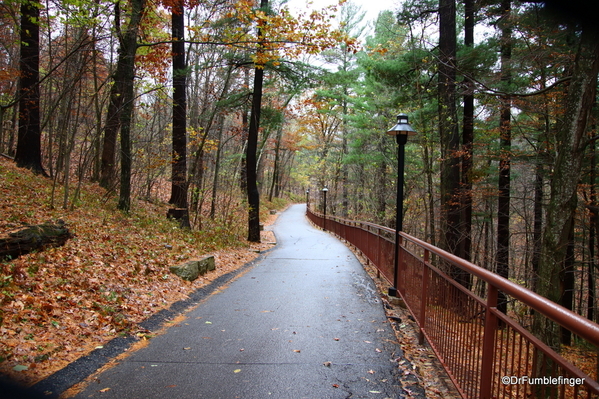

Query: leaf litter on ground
[0,157,279,386]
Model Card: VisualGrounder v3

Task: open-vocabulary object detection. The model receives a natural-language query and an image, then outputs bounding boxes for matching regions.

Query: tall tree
[438,0,464,285]
[15,0,45,175]
[246,0,269,242]
[318,2,364,217]
[116,0,146,211]
[460,0,475,263]
[495,0,512,314]
[99,2,124,190]
[534,22,599,349]
[169,0,189,221]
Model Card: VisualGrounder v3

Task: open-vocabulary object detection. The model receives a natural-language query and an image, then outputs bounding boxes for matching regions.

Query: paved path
[70,204,420,398]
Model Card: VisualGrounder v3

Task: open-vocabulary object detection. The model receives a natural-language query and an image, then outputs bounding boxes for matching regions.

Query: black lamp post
[386,114,416,297]
[306,189,310,209]
[322,187,328,230]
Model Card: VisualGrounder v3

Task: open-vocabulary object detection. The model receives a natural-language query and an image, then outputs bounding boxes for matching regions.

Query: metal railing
[307,208,599,399]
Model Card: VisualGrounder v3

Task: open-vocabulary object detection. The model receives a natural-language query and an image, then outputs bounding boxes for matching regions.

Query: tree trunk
[99,1,124,190]
[438,0,464,285]
[531,161,544,293]
[170,0,188,213]
[239,68,250,194]
[376,140,387,224]
[534,25,599,350]
[246,0,269,243]
[16,0,46,175]
[589,139,597,323]
[117,0,145,212]
[268,126,283,202]
[560,219,575,345]
[460,0,475,264]
[210,115,225,219]
[496,0,512,314]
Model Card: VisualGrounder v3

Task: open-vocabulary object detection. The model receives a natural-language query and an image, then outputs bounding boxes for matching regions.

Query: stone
[170,261,200,282]
[389,296,407,309]
[198,256,216,274]
[169,256,215,282]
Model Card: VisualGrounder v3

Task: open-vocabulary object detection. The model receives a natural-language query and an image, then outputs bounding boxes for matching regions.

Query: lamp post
[306,189,310,210]
[322,187,328,230]
[386,114,416,297]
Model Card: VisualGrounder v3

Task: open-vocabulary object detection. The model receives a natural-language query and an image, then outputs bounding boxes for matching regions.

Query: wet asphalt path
[72,204,414,399]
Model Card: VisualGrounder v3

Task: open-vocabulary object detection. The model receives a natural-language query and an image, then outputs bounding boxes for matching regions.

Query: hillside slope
[0,157,276,385]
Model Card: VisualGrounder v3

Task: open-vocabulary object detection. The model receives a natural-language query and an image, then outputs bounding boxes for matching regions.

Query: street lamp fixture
[386,114,416,297]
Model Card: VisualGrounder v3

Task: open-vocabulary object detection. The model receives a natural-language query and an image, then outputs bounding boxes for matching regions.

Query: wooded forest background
[2,0,599,351]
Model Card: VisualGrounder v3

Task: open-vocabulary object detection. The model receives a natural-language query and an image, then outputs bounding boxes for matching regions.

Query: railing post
[480,284,498,399]
[418,249,430,345]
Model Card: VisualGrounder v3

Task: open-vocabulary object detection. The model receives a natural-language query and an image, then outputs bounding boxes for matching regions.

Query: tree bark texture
[496,0,512,314]
[16,1,46,175]
[170,0,188,211]
[116,0,145,212]
[438,0,464,285]
[246,0,269,243]
[460,0,475,264]
[99,1,124,190]
[247,64,263,242]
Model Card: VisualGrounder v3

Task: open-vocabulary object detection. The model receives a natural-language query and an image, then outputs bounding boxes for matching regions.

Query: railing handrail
[308,207,599,397]
[312,209,599,349]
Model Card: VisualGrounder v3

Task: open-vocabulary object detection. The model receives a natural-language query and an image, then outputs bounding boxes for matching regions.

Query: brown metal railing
[307,207,599,399]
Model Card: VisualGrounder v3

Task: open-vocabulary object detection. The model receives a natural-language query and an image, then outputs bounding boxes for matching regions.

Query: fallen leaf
[234,369,241,373]
[13,365,28,372]
[293,349,301,353]
[99,388,111,393]
[334,338,340,341]
[368,369,375,374]
[183,347,191,350]
[332,384,339,388]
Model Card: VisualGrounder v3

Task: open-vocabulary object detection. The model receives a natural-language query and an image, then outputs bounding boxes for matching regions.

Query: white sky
[285,0,402,28]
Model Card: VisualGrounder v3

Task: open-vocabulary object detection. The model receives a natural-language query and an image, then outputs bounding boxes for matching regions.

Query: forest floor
[0,156,457,398]
[0,157,278,386]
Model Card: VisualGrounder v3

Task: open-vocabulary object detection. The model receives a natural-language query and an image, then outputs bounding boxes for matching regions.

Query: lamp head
[386,113,417,136]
